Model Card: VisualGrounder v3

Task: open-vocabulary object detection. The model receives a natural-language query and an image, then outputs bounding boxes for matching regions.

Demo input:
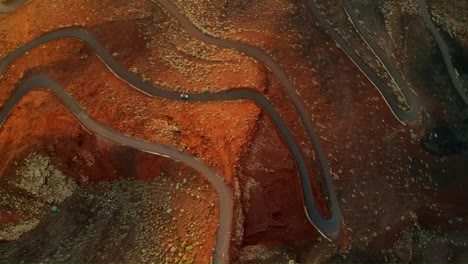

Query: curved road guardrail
[305,0,420,122]
[0,27,342,261]
[418,0,468,106]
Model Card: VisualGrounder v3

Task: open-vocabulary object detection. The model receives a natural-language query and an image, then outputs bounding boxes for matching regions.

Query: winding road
[0,4,345,262]
[305,0,420,122]
[418,0,468,106]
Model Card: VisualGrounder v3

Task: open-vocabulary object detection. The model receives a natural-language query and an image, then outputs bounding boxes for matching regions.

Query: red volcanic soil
[1,0,468,263]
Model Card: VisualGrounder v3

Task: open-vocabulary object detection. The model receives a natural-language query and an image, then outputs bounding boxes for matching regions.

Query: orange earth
[1,0,467,263]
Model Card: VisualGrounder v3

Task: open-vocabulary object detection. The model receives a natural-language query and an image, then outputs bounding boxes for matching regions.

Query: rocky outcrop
[14,153,77,204]
[0,153,77,241]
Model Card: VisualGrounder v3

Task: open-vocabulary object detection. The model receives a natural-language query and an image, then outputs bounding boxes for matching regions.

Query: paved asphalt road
[418,0,468,106]
[305,0,420,122]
